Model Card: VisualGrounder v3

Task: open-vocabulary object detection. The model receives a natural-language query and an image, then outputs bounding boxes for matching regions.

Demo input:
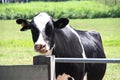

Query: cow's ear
[16,18,31,31]
[54,18,69,29]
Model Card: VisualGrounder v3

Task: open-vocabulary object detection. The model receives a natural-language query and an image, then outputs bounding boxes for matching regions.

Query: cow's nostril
[34,45,40,50]
[42,44,46,48]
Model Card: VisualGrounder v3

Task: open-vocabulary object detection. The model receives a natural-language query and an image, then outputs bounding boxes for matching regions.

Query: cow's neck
[53,25,85,58]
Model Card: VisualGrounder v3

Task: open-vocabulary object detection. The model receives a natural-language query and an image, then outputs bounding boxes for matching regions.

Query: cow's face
[16,12,69,55]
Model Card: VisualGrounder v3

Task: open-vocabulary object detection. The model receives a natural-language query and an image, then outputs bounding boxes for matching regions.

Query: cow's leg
[56,73,75,80]
[56,63,85,80]
[83,73,87,80]
[87,64,106,80]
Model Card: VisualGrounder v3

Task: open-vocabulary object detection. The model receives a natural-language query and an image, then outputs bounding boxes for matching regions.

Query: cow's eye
[45,23,53,37]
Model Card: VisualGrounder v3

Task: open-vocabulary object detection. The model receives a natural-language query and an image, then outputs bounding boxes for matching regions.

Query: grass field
[0,18,120,80]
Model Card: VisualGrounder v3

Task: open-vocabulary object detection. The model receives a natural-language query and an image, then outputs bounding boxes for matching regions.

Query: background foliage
[0,1,120,19]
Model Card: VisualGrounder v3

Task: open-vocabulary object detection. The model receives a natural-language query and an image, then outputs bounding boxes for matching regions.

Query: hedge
[0,1,120,19]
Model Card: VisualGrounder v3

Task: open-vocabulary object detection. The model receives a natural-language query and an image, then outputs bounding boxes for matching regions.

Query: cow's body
[52,26,106,80]
[16,12,106,80]
[77,30,106,80]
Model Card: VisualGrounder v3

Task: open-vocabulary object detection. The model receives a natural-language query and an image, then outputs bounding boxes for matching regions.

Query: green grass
[0,20,36,65]
[0,18,120,80]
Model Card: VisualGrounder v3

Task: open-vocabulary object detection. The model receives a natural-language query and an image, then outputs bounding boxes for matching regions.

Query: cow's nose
[34,44,44,50]
[34,44,47,53]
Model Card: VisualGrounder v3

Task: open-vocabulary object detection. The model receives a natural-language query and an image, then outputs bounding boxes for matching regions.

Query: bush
[0,1,120,19]
[108,5,120,17]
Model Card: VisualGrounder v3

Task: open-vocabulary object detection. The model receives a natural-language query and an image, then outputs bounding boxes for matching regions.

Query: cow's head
[16,12,69,55]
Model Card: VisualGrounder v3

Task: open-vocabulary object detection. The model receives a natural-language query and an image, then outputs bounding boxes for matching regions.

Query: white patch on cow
[33,12,52,55]
[34,12,51,32]
[66,25,87,58]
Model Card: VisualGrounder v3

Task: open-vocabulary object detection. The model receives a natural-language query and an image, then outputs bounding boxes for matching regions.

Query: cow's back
[76,30,106,58]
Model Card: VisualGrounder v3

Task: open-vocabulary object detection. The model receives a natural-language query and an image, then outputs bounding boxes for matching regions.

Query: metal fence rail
[55,58,120,63]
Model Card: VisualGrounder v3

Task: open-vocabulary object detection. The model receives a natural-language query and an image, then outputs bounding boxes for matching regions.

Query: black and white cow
[16,12,106,80]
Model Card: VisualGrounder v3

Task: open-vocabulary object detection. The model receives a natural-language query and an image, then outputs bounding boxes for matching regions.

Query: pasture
[0,18,120,80]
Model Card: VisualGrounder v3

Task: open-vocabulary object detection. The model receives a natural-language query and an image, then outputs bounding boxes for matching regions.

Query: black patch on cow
[45,21,54,37]
[30,22,39,43]
[45,20,55,49]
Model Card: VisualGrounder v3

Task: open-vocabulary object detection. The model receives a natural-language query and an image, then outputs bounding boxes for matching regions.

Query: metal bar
[55,58,120,63]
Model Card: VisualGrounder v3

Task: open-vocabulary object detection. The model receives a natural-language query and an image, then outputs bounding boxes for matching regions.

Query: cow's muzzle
[34,44,48,53]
